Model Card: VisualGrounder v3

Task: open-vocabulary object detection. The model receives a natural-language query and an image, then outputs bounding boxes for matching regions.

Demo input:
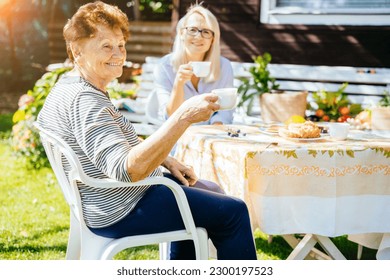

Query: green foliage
[308,83,363,122]
[12,68,72,124]
[139,0,171,13]
[378,90,390,107]
[11,67,71,169]
[106,79,137,100]
[237,53,280,110]
[0,113,13,139]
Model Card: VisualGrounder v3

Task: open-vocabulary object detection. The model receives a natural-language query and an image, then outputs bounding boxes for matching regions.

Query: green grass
[0,113,377,260]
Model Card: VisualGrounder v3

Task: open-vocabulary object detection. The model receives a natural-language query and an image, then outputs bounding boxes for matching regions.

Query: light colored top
[37,75,162,228]
[152,54,235,125]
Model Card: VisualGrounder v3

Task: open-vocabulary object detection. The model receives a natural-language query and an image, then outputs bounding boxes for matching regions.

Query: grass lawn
[0,113,377,260]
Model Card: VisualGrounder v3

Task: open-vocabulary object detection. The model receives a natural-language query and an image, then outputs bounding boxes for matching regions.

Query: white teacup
[329,123,350,140]
[212,88,238,110]
[191,61,211,77]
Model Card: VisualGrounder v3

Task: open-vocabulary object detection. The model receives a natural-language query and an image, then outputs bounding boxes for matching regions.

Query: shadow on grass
[0,243,67,254]
[331,236,377,260]
[308,236,377,260]
[0,225,69,254]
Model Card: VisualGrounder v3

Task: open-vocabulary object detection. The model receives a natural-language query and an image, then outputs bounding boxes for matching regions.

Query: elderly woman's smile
[74,24,126,91]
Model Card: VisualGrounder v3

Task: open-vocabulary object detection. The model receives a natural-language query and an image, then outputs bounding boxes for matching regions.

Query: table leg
[315,235,346,260]
[283,235,331,260]
[286,234,346,260]
[287,234,317,260]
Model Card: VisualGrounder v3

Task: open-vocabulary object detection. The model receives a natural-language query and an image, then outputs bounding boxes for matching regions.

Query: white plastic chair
[34,123,208,260]
[145,90,164,126]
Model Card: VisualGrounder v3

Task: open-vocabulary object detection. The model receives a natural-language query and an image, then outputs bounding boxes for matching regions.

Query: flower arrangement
[12,67,136,169]
[307,83,363,122]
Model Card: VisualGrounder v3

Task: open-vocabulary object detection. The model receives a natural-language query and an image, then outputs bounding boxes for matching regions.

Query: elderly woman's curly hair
[63,1,130,62]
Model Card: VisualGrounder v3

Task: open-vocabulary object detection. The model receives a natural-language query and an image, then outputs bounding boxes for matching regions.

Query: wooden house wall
[176,0,390,67]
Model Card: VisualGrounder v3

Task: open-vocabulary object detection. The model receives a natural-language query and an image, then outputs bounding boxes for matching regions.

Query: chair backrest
[34,123,88,228]
[34,124,130,230]
[136,56,161,99]
[145,90,164,126]
[137,56,164,126]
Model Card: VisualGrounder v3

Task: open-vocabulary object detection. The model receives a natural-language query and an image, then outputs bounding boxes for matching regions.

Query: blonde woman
[153,4,234,125]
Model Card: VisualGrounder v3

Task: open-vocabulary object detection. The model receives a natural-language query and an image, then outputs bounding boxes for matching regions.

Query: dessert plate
[281,136,326,142]
[278,128,326,142]
[258,123,285,136]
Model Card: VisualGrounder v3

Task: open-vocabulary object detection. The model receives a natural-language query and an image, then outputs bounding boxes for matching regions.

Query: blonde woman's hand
[174,63,193,85]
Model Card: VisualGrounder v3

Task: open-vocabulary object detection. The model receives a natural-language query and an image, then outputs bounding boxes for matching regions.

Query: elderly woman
[153,4,234,125]
[37,1,256,260]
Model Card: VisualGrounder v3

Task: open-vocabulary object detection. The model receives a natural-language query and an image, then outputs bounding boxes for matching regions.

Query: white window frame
[260,0,390,26]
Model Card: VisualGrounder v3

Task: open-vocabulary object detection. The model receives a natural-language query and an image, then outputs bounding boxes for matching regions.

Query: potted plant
[236,53,308,123]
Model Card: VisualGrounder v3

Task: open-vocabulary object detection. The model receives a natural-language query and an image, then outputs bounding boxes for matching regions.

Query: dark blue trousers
[90,174,257,260]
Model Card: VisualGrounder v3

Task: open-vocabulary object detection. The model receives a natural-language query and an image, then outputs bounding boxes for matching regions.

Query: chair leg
[208,240,217,259]
[81,237,112,260]
[66,211,81,260]
[197,228,209,260]
[159,242,170,260]
[159,229,209,260]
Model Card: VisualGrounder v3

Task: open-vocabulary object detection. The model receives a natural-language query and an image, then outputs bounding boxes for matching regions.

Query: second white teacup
[191,61,211,77]
[212,88,238,110]
[329,123,350,140]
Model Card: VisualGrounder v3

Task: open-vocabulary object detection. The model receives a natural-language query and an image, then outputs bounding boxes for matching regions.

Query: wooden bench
[231,62,390,115]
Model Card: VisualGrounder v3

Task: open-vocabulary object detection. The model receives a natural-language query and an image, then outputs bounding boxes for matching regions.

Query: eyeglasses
[183,26,214,39]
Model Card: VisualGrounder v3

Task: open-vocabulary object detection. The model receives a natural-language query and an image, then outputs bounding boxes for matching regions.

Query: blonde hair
[171,4,221,83]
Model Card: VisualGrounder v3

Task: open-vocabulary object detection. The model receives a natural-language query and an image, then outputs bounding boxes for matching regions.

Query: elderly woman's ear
[69,43,82,62]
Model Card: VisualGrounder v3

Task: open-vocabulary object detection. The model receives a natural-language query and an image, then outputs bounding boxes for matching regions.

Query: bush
[12,67,71,169]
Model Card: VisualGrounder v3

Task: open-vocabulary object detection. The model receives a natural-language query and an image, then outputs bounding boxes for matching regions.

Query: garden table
[174,125,390,260]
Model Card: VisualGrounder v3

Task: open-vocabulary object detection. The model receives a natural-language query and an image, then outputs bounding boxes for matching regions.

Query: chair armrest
[71,174,198,237]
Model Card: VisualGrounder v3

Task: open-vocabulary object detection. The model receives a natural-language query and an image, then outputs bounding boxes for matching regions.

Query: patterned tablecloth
[174,125,390,259]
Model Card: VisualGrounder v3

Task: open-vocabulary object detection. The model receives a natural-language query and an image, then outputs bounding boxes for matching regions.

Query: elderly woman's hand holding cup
[211,88,238,110]
[175,93,220,124]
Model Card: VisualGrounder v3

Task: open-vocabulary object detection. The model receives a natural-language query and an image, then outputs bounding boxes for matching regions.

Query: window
[260,0,390,25]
